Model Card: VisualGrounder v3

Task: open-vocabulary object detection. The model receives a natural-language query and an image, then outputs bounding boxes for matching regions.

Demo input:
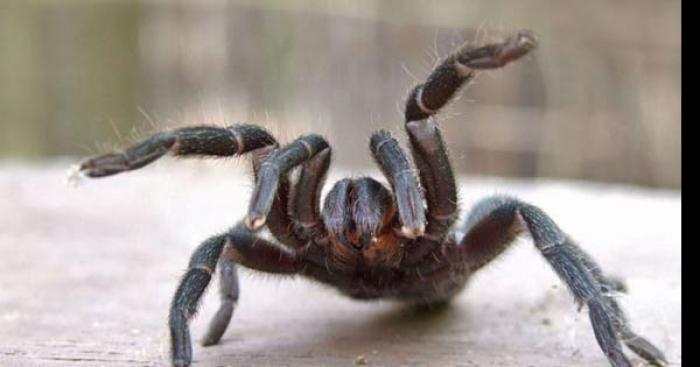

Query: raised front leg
[169,235,226,367]
[245,134,330,231]
[370,131,426,239]
[400,31,537,264]
[200,256,238,347]
[458,195,667,367]
[404,30,537,122]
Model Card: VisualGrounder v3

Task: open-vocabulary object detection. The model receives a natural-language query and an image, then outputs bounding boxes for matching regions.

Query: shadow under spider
[210,301,473,361]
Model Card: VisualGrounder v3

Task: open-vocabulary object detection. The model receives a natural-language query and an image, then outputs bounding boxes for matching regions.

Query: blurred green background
[0,0,680,188]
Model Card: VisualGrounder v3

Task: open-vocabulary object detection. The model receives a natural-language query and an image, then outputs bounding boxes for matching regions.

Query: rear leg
[201,256,238,347]
[169,223,300,367]
[458,195,666,367]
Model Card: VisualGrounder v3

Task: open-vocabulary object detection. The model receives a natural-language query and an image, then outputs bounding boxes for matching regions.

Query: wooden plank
[0,162,681,366]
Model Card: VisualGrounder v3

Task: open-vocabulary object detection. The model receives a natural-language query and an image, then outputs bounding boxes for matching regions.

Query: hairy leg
[369,131,426,239]
[405,118,457,240]
[246,134,329,231]
[250,146,305,247]
[458,195,666,367]
[169,235,225,367]
[401,118,458,265]
[168,224,299,367]
[404,31,537,122]
[401,31,537,264]
[79,125,276,177]
[201,256,238,347]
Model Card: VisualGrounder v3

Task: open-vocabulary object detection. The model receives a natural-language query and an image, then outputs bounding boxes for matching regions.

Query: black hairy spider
[78,30,666,367]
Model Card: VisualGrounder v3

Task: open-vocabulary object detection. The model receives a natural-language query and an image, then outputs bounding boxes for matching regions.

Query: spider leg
[250,145,307,247]
[246,134,329,231]
[405,31,537,122]
[574,246,665,366]
[290,147,332,241]
[400,31,537,264]
[200,256,238,347]
[401,117,458,265]
[79,124,308,249]
[168,223,300,367]
[370,131,426,239]
[458,195,667,367]
[79,125,276,177]
[169,235,225,367]
[404,118,457,238]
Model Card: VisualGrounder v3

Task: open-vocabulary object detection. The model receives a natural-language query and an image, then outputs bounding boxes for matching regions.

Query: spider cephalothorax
[78,30,666,367]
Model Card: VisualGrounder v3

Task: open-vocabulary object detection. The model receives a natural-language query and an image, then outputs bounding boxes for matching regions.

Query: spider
[77,30,666,367]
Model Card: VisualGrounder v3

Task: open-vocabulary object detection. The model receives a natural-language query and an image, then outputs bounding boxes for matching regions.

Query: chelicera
[78,30,666,367]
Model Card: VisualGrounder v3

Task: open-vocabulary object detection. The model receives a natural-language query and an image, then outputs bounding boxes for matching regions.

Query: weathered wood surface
[0,162,681,366]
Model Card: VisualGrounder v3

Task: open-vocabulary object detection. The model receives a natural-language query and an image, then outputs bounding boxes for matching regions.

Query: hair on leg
[458,195,666,367]
[405,117,457,240]
[370,130,426,239]
[168,224,301,366]
[246,134,329,231]
[201,256,238,347]
[79,125,277,177]
[405,31,537,122]
[399,31,537,262]
[169,235,227,367]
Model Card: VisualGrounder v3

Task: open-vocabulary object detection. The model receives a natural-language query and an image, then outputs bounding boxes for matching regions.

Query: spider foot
[78,152,141,177]
[458,30,538,70]
[201,301,235,347]
[66,164,88,187]
[244,213,267,231]
[622,333,668,367]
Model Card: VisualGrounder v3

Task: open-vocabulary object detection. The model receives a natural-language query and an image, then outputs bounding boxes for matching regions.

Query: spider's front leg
[244,134,330,231]
[404,30,537,122]
[399,31,538,264]
[458,195,667,367]
[370,130,426,239]
[169,223,300,367]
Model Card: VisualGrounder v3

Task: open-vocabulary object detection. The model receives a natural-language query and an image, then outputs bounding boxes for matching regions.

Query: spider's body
[78,31,666,367]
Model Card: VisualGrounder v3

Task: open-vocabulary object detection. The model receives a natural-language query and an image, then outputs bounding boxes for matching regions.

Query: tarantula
[78,30,666,367]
